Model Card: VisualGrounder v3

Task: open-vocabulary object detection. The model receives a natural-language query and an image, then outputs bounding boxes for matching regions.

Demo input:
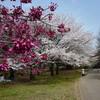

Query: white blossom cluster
[40,14,97,67]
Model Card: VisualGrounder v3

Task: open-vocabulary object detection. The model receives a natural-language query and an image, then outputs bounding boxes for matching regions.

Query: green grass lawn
[0,70,81,100]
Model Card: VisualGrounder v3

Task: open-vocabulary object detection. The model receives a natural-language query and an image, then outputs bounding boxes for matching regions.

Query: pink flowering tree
[0,0,69,79]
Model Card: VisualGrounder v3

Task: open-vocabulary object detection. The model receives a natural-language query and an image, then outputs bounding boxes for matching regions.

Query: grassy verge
[84,68,92,72]
[0,69,81,100]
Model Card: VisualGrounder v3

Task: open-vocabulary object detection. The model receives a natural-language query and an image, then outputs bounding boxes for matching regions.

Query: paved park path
[79,69,100,100]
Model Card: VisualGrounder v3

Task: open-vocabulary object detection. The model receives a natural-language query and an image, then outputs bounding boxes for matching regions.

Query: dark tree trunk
[56,64,59,75]
[30,66,35,80]
[37,64,40,75]
[50,63,54,76]
[9,68,15,81]
[66,65,73,70]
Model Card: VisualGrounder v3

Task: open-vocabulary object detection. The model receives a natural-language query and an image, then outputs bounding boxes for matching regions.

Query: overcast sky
[0,0,100,36]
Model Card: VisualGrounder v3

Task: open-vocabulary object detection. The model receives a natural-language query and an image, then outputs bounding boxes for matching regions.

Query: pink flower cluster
[0,59,9,72]
[48,14,53,20]
[33,39,42,47]
[32,69,37,75]
[49,2,58,11]
[0,64,9,71]
[65,28,71,32]
[19,53,37,63]
[29,6,44,21]
[46,30,56,37]
[20,56,31,63]
[14,20,32,37]
[34,25,56,37]
[41,54,48,60]
[58,24,71,33]
[2,45,9,52]
[0,1,71,74]
[58,24,65,28]
[35,59,40,65]
[32,68,46,75]
[34,25,45,36]
[0,6,9,16]
[1,0,32,3]
[20,0,32,3]
[12,6,24,19]
[9,37,35,54]
[30,53,37,58]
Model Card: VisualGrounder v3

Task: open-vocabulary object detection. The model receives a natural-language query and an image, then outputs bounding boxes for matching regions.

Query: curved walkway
[79,69,100,100]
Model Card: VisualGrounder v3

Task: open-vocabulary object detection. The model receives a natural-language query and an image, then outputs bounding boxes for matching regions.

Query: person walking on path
[82,68,85,76]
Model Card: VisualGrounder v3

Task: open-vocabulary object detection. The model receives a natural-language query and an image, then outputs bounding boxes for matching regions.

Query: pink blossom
[49,2,58,11]
[21,0,32,3]
[0,1,60,74]
[1,6,9,16]
[48,14,52,20]
[45,30,56,37]
[2,45,9,51]
[30,53,37,58]
[58,24,71,33]
[58,24,65,28]
[42,69,46,72]
[29,6,44,21]
[65,28,71,32]
[41,54,48,60]
[0,59,9,72]
[35,60,40,65]
[12,6,24,19]
[32,69,37,75]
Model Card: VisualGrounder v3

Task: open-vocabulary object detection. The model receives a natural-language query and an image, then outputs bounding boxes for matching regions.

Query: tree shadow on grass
[0,70,81,86]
